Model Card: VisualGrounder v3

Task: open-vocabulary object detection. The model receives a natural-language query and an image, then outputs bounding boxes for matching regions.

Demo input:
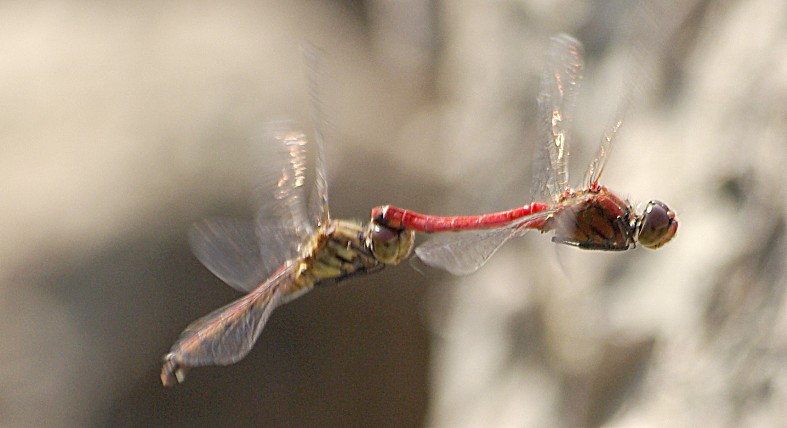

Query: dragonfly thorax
[302,220,381,286]
[546,186,637,251]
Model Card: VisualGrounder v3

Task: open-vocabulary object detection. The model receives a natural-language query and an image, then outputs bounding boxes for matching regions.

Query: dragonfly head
[367,221,415,265]
[636,200,678,249]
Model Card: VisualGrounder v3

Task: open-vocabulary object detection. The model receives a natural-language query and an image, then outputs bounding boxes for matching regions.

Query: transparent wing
[188,218,300,293]
[532,34,585,203]
[414,210,554,275]
[164,263,306,370]
[190,122,321,293]
[415,227,518,276]
[578,1,695,188]
[252,122,318,259]
[583,118,622,188]
[302,43,330,227]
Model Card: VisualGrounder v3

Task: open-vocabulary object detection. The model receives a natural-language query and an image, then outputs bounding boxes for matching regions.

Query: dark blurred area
[2,1,785,427]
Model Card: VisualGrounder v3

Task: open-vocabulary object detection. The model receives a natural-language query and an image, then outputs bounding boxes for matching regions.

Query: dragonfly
[371,34,677,275]
[161,122,414,386]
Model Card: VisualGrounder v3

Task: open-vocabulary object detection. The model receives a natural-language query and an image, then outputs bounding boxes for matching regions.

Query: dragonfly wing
[253,122,318,258]
[162,262,306,385]
[533,34,585,203]
[415,227,518,276]
[414,209,556,275]
[302,43,331,227]
[583,118,622,188]
[188,218,297,293]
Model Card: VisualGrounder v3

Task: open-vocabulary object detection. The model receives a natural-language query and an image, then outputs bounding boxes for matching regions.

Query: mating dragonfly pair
[161,34,678,386]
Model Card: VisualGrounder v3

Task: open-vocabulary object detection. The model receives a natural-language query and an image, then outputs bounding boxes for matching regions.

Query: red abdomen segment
[372,202,551,233]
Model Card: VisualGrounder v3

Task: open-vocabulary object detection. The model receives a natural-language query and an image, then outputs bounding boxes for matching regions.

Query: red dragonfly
[371,34,677,275]
[161,122,414,386]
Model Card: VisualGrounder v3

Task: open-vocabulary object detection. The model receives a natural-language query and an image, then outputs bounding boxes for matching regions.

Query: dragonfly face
[636,200,678,249]
[367,220,415,265]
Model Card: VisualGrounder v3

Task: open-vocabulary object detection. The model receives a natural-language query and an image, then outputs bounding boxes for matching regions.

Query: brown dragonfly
[161,122,414,386]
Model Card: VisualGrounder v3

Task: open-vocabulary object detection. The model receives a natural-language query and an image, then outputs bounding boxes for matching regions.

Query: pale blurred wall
[1,0,785,427]
[416,1,787,427]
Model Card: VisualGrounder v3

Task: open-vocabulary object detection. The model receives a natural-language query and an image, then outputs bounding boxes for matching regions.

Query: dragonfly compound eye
[638,200,678,249]
[369,222,414,264]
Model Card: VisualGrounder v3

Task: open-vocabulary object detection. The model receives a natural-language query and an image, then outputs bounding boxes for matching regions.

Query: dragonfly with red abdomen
[161,122,414,386]
[371,34,677,275]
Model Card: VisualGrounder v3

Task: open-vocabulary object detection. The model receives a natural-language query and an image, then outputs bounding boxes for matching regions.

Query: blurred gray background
[1,0,785,427]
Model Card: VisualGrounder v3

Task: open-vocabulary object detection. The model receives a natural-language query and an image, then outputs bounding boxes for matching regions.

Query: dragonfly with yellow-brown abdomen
[161,122,414,386]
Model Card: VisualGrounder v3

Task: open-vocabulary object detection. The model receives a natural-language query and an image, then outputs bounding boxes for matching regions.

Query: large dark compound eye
[638,200,678,249]
[368,222,414,264]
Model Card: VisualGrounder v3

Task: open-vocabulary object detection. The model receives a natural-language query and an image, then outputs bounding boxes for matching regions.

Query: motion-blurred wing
[252,122,318,258]
[414,209,555,275]
[415,227,518,276]
[583,118,621,188]
[188,218,298,293]
[161,262,306,386]
[302,43,331,227]
[532,34,585,204]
